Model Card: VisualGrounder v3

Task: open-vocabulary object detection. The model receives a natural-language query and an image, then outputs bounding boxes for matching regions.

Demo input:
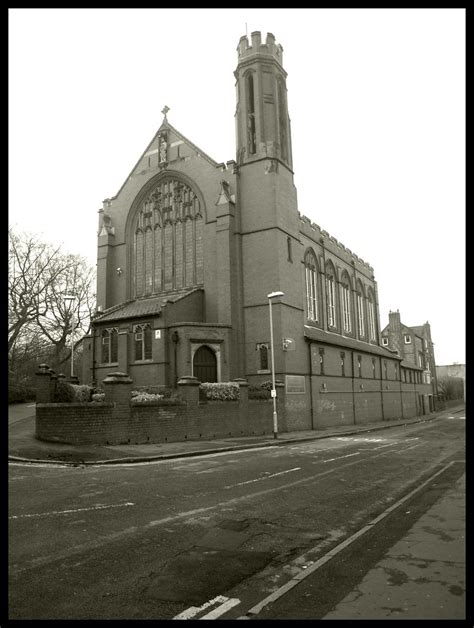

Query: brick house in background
[81,31,436,430]
[381,310,438,411]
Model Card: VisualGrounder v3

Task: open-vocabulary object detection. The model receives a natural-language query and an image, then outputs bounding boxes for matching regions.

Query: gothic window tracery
[101,328,118,364]
[132,178,204,297]
[304,249,319,323]
[133,323,152,361]
[326,262,337,329]
[340,271,352,334]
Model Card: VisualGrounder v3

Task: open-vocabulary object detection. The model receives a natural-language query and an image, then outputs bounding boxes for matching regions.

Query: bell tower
[235,31,293,169]
[234,32,303,383]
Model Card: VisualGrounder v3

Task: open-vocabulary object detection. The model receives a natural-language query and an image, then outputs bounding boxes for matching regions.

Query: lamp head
[267,291,284,299]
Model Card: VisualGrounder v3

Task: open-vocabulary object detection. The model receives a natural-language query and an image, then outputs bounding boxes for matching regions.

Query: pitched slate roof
[303,325,402,360]
[94,288,202,324]
[93,297,163,323]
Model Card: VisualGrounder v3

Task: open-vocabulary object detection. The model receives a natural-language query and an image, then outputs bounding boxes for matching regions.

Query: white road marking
[199,597,241,619]
[27,404,36,407]
[246,460,460,616]
[394,443,421,453]
[224,467,301,489]
[173,595,228,619]
[322,453,360,463]
[9,502,135,520]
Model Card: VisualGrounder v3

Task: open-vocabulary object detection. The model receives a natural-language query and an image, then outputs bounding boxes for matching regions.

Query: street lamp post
[63,295,76,378]
[267,291,284,439]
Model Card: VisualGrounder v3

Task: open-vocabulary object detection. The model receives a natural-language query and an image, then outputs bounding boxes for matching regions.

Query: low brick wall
[35,399,278,445]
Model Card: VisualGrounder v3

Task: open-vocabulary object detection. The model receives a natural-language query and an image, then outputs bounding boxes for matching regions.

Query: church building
[81,31,435,431]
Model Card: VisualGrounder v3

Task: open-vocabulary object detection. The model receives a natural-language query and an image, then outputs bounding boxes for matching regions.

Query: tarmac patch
[139,548,273,603]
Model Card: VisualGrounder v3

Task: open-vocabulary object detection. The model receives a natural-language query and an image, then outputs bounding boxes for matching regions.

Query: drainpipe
[379,356,385,420]
[308,340,315,430]
[399,361,404,419]
[351,350,356,425]
[91,323,96,386]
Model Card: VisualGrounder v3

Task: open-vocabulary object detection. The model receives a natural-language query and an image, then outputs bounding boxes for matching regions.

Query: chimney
[389,310,401,331]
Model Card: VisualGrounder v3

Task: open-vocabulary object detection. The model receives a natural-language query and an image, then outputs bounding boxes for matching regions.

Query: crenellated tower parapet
[234,31,292,169]
[237,31,284,67]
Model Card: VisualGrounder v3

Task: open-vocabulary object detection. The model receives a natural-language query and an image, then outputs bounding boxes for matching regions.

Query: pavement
[322,471,466,619]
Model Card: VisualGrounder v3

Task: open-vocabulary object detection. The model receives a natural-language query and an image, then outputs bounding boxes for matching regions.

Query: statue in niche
[159,135,168,164]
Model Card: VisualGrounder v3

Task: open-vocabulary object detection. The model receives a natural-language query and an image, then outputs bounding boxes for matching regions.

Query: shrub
[91,393,105,402]
[131,391,164,404]
[71,384,93,402]
[54,381,76,403]
[199,382,240,401]
[248,387,271,400]
[8,383,36,404]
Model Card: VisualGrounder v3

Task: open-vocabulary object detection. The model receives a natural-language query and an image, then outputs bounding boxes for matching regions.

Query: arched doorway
[193,345,217,383]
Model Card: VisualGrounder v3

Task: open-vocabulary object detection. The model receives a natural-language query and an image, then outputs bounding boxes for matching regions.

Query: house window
[340,351,345,377]
[394,363,399,380]
[404,335,411,344]
[382,337,388,346]
[327,273,336,328]
[384,360,388,380]
[133,323,152,361]
[357,355,362,378]
[257,343,269,371]
[409,370,413,383]
[319,347,325,375]
[101,328,118,364]
[367,292,376,341]
[357,292,365,337]
[340,280,352,333]
[304,250,319,322]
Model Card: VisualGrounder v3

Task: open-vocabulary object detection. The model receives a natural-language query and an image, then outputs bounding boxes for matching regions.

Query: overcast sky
[9,8,465,366]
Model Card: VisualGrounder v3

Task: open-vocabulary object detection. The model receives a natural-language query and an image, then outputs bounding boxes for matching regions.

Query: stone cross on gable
[161,105,170,119]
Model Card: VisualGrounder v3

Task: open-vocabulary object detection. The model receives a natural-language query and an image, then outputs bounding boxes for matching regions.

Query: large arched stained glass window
[326,262,337,329]
[304,249,319,322]
[356,280,365,339]
[132,178,203,298]
[367,289,377,342]
[340,271,352,334]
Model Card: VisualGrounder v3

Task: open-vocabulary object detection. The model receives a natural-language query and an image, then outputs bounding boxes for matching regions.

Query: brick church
[81,31,435,430]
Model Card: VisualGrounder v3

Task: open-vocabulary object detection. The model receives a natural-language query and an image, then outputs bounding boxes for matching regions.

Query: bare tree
[437,376,464,401]
[8,230,70,352]
[8,229,96,377]
[36,253,96,367]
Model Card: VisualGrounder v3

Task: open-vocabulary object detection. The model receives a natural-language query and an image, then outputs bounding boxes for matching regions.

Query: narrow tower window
[277,77,288,162]
[247,73,256,155]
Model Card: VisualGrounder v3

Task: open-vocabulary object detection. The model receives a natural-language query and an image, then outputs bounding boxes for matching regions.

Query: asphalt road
[9,413,465,620]
[8,402,36,425]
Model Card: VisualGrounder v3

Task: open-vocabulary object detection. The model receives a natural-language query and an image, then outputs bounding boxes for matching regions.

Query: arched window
[367,289,377,342]
[101,328,118,364]
[247,73,256,155]
[340,271,352,334]
[133,323,152,361]
[277,76,288,162]
[326,262,337,329]
[356,280,365,338]
[304,249,319,322]
[257,343,269,371]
